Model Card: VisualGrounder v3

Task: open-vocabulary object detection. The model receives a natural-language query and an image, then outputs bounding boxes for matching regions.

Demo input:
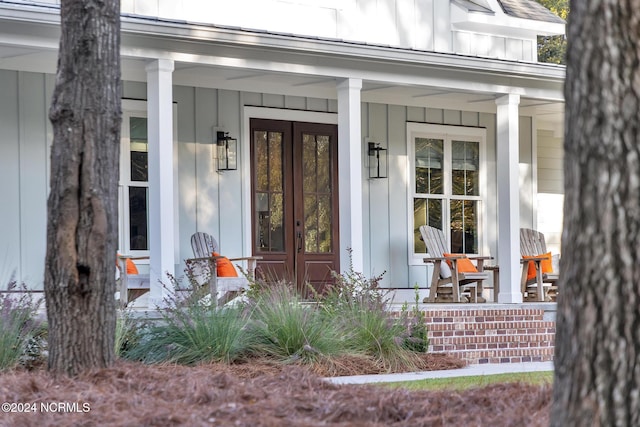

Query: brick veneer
[411,308,555,364]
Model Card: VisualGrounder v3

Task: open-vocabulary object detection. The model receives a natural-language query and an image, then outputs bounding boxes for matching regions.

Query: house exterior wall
[174,87,508,290]
[15,0,545,62]
[537,129,563,194]
[0,70,53,288]
[0,70,543,293]
[536,129,564,254]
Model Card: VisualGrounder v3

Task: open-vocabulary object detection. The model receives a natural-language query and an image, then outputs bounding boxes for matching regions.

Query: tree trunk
[551,1,640,425]
[45,0,121,376]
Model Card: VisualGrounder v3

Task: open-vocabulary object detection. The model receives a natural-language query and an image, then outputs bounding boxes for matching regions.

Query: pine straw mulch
[0,355,552,427]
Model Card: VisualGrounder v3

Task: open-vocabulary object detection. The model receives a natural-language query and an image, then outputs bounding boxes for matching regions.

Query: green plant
[314,251,420,371]
[0,280,44,370]
[338,299,419,372]
[115,309,140,358]
[318,248,388,315]
[399,284,429,353]
[124,275,253,365]
[383,371,554,391]
[249,283,343,364]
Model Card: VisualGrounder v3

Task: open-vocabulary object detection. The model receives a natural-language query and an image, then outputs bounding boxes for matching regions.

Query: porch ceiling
[167,62,564,123]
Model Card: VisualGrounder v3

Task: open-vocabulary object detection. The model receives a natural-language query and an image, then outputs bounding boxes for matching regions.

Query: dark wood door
[250,118,339,295]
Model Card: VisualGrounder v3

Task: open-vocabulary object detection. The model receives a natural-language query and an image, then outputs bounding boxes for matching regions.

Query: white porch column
[146,59,175,306]
[496,94,523,303]
[337,78,364,272]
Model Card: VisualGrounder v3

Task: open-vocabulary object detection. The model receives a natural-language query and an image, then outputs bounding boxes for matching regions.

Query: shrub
[123,277,253,365]
[115,309,141,359]
[248,283,344,364]
[337,298,419,372]
[317,252,421,371]
[399,284,430,353]
[0,280,44,371]
[319,248,388,316]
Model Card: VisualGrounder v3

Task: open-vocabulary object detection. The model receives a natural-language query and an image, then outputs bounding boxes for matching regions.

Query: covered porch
[0,3,565,307]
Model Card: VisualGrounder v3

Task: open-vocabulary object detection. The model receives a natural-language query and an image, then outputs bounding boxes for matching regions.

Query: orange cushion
[212,252,238,277]
[443,253,478,273]
[116,254,139,275]
[523,252,552,280]
[126,258,139,275]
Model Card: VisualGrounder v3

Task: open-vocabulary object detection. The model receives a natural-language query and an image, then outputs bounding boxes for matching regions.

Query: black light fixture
[368,141,388,179]
[216,131,237,171]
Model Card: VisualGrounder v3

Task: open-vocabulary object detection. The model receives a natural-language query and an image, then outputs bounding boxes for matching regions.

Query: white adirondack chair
[185,232,261,306]
[420,225,493,303]
[520,228,559,302]
[116,255,150,307]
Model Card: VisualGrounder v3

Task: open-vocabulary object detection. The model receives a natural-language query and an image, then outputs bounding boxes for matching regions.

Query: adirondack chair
[116,255,150,307]
[185,232,261,306]
[520,228,559,302]
[420,225,493,303]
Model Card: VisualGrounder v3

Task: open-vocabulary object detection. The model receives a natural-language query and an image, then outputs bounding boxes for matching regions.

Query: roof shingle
[497,0,565,24]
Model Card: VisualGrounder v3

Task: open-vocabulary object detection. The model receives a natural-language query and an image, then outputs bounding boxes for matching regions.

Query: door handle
[296,220,302,253]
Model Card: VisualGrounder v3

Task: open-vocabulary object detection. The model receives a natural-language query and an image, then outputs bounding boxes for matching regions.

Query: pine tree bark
[45,0,121,376]
[551,0,640,425]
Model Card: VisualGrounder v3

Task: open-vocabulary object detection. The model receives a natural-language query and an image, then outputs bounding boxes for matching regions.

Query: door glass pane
[317,194,332,253]
[269,132,283,192]
[304,195,318,253]
[255,131,268,191]
[129,186,148,250]
[452,140,479,196]
[317,135,330,192]
[303,133,332,254]
[255,130,285,252]
[130,117,148,182]
[414,198,442,253]
[450,199,478,253]
[415,138,443,194]
[303,134,317,193]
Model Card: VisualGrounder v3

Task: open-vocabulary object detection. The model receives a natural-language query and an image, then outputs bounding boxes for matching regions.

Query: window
[119,106,149,254]
[408,123,486,261]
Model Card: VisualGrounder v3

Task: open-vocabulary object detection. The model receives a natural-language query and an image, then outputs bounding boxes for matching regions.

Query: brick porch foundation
[407,306,556,364]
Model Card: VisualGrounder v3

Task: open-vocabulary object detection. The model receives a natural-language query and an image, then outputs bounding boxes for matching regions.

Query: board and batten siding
[361,103,501,291]
[536,129,564,254]
[124,0,540,62]
[0,75,543,292]
[0,70,53,288]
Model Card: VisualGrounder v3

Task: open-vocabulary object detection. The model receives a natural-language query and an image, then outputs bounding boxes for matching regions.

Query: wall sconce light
[216,131,237,171]
[368,142,387,179]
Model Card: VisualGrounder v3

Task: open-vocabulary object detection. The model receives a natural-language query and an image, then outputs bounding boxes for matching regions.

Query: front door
[250,118,339,295]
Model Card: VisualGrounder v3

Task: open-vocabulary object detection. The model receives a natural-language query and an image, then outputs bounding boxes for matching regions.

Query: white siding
[519,116,536,230]
[0,76,540,292]
[0,71,50,288]
[537,129,564,194]
[124,0,541,61]
[0,70,22,286]
[18,72,49,288]
[536,129,564,254]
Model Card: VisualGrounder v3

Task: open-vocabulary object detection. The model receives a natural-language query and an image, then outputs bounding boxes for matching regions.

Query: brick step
[420,308,547,323]
[430,337,554,351]
[441,347,556,364]
[429,332,555,346]
[426,320,556,332]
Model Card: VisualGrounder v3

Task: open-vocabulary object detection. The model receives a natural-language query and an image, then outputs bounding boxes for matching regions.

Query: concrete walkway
[325,361,553,385]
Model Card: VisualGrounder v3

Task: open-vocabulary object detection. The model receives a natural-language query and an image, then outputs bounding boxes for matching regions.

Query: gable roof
[497,0,565,24]
[453,0,494,13]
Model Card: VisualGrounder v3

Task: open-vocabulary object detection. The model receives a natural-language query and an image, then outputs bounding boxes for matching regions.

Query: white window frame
[407,122,487,265]
[119,100,149,257]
